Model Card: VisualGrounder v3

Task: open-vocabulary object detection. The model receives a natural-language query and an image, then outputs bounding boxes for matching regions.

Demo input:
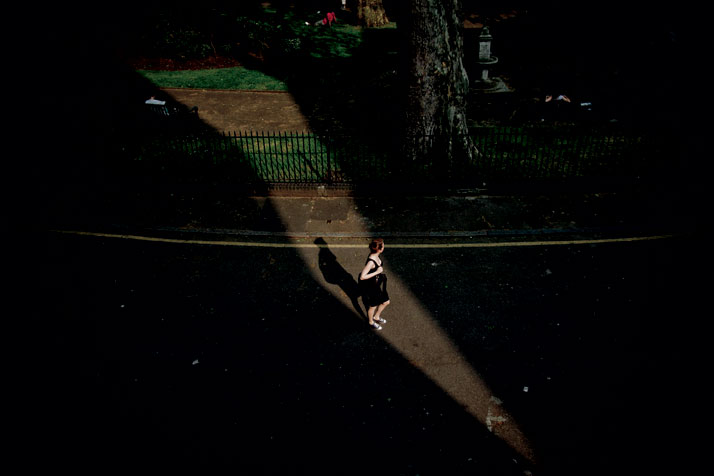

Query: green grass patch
[136,67,288,91]
[308,24,364,58]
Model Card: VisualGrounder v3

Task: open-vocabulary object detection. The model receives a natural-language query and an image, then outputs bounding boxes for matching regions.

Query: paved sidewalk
[74,185,693,242]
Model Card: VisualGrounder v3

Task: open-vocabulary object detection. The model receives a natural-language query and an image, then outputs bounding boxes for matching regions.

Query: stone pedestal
[472,26,511,93]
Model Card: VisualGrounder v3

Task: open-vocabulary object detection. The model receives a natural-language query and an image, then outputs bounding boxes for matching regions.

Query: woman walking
[359,238,391,330]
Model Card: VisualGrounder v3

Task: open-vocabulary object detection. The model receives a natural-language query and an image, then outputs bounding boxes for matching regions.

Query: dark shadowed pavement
[30,186,705,475]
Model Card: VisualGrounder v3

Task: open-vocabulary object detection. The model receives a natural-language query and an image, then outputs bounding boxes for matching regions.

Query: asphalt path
[33,229,703,475]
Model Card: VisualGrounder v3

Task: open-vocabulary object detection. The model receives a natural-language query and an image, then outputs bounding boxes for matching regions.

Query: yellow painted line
[50,230,676,248]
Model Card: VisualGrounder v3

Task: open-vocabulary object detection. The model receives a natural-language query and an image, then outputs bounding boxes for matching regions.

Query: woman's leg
[367,305,377,325]
[374,300,390,320]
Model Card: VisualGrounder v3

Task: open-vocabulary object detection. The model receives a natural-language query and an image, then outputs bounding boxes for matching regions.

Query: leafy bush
[234,12,312,61]
[131,7,366,64]
[159,28,213,60]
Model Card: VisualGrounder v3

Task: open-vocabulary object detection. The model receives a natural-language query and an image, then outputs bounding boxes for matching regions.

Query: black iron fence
[111,126,678,187]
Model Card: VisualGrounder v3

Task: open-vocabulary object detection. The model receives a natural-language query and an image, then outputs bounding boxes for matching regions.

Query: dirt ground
[163,88,313,133]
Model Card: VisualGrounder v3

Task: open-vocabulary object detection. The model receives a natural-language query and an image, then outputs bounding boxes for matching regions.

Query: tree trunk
[399,0,478,183]
[356,0,390,28]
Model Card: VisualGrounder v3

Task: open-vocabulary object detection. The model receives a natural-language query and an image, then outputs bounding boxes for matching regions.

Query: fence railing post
[325,132,332,184]
[116,126,665,188]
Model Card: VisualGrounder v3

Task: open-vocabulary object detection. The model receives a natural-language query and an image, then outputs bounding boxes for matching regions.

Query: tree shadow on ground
[378,235,702,476]
[38,36,270,231]
[39,229,539,475]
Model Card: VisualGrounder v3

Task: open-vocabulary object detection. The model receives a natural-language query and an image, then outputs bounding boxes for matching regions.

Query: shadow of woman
[315,238,366,320]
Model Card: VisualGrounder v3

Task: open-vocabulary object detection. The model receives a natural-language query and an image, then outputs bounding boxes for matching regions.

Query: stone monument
[472,26,510,93]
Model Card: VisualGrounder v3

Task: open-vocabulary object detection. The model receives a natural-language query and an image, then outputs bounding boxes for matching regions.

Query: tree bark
[356,0,390,28]
[399,0,478,182]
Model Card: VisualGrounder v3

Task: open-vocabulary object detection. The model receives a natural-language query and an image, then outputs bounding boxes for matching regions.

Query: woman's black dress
[360,257,389,307]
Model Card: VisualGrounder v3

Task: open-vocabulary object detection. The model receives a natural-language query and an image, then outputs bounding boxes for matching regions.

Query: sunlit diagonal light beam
[268,196,535,463]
